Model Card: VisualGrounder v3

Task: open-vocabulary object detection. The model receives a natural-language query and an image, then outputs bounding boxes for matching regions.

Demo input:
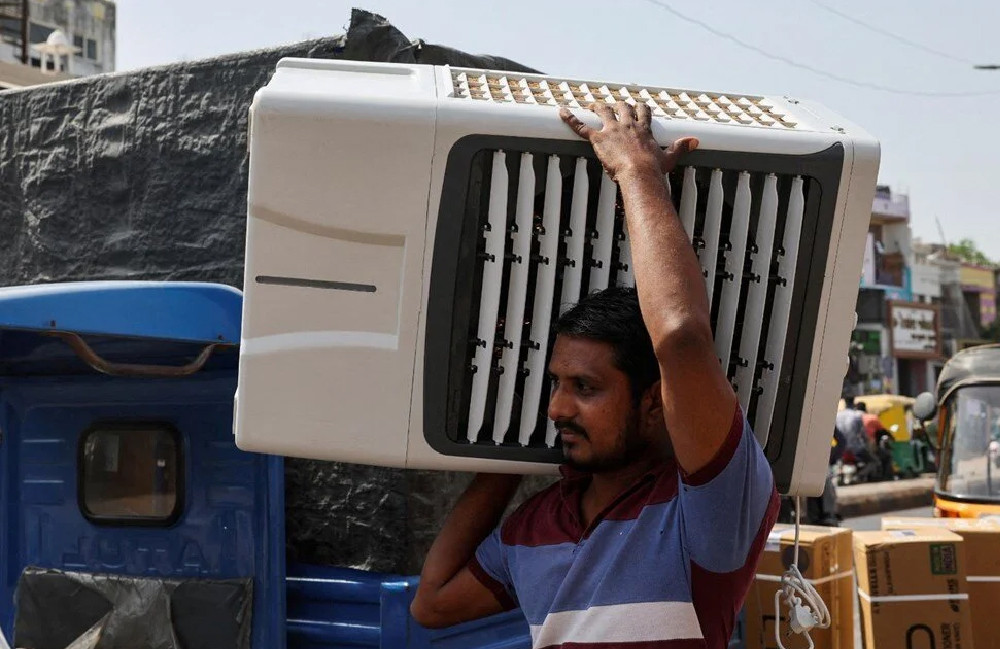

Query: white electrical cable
[774,496,832,649]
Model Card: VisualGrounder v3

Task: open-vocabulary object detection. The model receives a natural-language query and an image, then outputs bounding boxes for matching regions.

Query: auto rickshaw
[914,344,1000,518]
[852,393,927,477]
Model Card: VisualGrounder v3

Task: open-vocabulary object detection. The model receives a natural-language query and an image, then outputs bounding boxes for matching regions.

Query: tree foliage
[948,238,995,267]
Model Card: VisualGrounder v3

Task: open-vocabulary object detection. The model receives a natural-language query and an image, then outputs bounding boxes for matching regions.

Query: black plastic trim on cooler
[424,134,846,489]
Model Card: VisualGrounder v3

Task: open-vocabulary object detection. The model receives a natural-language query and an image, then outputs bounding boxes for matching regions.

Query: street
[842,505,933,531]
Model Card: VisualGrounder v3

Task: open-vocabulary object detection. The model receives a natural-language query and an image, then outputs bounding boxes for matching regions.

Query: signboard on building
[888,301,941,359]
[851,329,882,355]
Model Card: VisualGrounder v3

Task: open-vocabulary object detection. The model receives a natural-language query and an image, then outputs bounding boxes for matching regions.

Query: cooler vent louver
[235,60,880,495]
[439,146,811,455]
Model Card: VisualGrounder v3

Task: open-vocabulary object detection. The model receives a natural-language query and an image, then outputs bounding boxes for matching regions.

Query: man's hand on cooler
[559,101,698,182]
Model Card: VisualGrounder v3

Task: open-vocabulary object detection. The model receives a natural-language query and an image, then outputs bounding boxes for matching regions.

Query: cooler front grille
[425,135,844,481]
[449,69,799,129]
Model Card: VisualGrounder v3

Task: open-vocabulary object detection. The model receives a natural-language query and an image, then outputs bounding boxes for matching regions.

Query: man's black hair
[553,286,659,400]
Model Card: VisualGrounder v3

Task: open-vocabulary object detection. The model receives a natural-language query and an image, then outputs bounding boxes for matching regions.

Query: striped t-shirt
[469,406,780,649]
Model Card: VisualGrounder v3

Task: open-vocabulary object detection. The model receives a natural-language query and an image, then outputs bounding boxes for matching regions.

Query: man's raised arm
[561,102,738,474]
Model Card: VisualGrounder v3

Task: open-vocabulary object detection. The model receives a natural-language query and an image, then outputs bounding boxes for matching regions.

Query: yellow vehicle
[841,393,928,477]
[853,393,923,476]
[854,394,914,439]
[914,344,1000,518]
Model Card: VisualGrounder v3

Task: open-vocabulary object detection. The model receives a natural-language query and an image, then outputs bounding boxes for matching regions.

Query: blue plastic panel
[0,281,242,344]
[0,370,284,649]
[286,563,530,649]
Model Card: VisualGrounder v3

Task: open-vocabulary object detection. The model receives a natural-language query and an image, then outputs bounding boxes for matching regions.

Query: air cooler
[234,59,879,495]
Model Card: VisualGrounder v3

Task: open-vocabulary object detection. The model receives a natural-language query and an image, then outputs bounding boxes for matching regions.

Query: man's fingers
[614,101,637,124]
[662,136,700,170]
[590,101,616,126]
[636,103,652,130]
[559,108,596,140]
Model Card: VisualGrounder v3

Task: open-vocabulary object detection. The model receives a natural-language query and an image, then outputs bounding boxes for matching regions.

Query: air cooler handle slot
[50,331,219,378]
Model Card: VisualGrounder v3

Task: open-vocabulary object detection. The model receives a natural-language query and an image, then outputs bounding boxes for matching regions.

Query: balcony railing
[871,194,910,221]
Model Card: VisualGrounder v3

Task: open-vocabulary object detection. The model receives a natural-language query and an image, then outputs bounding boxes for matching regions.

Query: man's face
[546,335,659,473]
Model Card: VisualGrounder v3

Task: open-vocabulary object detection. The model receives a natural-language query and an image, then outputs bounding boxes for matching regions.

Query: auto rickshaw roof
[0,282,242,376]
[938,344,1000,397]
[852,394,915,414]
[0,281,242,344]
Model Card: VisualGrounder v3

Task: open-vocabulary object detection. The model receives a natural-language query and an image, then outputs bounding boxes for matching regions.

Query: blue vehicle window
[79,424,182,525]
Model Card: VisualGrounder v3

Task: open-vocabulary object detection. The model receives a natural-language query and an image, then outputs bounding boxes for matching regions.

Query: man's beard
[560,411,649,473]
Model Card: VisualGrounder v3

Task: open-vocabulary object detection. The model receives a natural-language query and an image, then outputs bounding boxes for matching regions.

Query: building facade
[0,0,114,86]
[848,186,998,398]
[851,186,928,396]
[960,263,997,330]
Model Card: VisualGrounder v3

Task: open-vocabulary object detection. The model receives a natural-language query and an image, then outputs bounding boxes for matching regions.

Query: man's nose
[547,383,576,422]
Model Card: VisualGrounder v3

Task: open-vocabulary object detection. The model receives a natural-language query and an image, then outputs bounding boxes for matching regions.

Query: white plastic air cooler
[234,59,879,496]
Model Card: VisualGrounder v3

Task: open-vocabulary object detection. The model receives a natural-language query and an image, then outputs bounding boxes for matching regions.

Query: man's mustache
[555,421,588,439]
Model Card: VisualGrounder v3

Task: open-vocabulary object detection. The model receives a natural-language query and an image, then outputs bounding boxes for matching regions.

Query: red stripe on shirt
[681,404,744,487]
[502,466,682,545]
[467,556,517,611]
[501,482,582,546]
[602,465,679,521]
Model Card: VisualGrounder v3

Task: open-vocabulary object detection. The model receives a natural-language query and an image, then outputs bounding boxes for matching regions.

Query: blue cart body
[0,281,744,649]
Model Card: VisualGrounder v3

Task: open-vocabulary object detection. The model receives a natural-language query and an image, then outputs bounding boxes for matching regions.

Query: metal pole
[20,0,28,64]
[987,450,993,496]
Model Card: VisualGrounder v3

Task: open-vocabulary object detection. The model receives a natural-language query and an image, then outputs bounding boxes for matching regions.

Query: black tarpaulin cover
[14,567,252,649]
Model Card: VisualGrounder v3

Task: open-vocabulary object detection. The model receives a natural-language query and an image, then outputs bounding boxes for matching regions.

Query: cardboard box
[883,516,1000,649]
[745,525,854,649]
[855,528,974,649]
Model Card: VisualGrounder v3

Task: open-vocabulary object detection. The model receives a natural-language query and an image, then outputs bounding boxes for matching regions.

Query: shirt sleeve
[467,525,518,610]
[677,405,777,573]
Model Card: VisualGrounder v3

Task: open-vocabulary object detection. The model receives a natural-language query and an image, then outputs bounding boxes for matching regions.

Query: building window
[28,22,54,46]
[73,34,83,51]
[856,288,887,324]
[1,17,21,45]
[79,423,182,525]
[86,37,97,60]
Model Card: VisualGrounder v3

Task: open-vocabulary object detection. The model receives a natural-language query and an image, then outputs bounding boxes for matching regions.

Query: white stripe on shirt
[529,601,704,647]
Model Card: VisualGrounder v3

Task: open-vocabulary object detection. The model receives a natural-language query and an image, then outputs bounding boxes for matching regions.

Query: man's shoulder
[499,478,574,547]
[503,479,563,527]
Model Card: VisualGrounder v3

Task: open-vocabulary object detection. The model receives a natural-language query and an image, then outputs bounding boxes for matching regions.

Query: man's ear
[642,380,664,422]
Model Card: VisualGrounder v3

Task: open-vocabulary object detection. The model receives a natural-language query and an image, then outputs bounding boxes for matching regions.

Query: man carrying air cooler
[411,103,780,649]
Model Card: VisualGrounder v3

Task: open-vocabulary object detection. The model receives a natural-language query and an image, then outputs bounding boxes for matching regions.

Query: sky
[114,0,1000,260]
